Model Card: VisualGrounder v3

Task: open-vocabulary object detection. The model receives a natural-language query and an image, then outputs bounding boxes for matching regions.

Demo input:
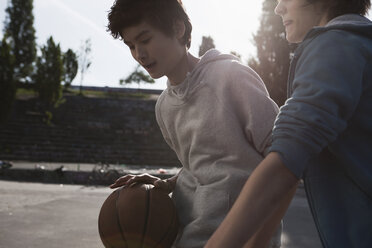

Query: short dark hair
[107,0,192,48]
[308,0,371,20]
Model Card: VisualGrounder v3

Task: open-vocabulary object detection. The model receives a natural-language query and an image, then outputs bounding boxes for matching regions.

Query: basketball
[98,183,179,248]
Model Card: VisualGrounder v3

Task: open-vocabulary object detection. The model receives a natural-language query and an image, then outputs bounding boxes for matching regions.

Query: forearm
[244,182,298,248]
[205,152,299,248]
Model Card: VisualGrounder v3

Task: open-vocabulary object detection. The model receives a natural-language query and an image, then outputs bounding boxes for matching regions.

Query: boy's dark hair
[107,0,192,49]
[308,0,371,20]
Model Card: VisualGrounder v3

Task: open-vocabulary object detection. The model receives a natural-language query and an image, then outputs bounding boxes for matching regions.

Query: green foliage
[42,110,53,126]
[34,36,64,110]
[62,49,78,89]
[120,65,155,88]
[248,0,295,106]
[198,36,215,57]
[0,37,16,123]
[3,0,36,83]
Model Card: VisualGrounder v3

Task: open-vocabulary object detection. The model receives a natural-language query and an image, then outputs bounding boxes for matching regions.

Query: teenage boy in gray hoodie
[107,0,283,247]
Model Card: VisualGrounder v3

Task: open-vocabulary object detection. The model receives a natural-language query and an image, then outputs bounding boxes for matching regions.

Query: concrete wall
[0,94,181,167]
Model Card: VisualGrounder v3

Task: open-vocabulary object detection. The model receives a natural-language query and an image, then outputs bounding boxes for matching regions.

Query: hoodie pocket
[192,185,230,232]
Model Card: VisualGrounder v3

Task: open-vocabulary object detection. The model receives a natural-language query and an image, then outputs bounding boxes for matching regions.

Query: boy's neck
[168,52,200,86]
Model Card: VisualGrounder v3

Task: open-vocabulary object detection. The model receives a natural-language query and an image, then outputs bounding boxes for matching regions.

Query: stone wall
[0,94,181,167]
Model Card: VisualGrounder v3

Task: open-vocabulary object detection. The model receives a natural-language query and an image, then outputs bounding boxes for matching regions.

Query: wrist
[165,178,176,193]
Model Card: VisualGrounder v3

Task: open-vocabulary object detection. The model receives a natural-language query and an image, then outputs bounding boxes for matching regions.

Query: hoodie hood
[166,49,239,103]
[305,14,372,41]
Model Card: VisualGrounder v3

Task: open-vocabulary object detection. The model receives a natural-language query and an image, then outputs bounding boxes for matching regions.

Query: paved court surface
[0,180,322,248]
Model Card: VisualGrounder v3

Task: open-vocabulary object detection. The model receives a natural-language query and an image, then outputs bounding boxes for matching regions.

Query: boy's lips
[283,20,293,27]
[143,62,156,70]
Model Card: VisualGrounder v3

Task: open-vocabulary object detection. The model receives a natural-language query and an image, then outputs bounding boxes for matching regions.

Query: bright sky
[0,0,263,90]
[0,0,371,90]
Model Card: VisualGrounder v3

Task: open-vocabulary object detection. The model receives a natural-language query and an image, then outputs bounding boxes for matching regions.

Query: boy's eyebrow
[123,30,151,45]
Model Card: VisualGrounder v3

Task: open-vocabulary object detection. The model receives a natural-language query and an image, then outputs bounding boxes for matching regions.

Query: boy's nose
[135,46,147,62]
[274,1,285,16]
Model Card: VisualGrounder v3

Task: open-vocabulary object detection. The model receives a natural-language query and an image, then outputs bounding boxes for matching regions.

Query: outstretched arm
[205,152,299,247]
[110,173,178,194]
[244,179,298,248]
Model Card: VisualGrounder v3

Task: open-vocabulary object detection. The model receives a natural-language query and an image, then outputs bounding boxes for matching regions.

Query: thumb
[154,179,171,193]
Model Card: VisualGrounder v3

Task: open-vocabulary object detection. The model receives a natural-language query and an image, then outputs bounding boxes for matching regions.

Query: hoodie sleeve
[224,61,279,156]
[269,30,366,178]
[155,92,175,150]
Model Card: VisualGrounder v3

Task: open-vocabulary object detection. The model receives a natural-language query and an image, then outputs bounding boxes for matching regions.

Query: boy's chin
[148,73,164,80]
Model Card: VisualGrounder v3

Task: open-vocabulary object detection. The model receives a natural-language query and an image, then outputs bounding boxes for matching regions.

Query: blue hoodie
[269,14,372,248]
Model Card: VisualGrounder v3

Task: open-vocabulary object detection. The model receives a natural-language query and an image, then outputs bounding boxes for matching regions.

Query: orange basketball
[98,183,179,248]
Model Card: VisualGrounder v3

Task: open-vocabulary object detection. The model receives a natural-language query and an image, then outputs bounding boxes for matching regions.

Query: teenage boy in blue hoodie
[107,0,285,247]
[207,0,372,247]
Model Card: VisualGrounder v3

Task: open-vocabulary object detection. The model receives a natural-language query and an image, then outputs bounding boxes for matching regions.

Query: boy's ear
[173,20,186,40]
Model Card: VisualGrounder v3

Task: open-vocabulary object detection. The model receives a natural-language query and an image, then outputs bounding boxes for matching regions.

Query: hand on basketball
[109,173,176,194]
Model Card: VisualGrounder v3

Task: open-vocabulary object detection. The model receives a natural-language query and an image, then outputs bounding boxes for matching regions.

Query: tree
[3,0,36,84]
[78,39,92,95]
[34,36,64,110]
[0,37,16,123]
[248,0,295,106]
[62,49,78,90]
[198,36,215,57]
[230,51,242,61]
[120,64,155,89]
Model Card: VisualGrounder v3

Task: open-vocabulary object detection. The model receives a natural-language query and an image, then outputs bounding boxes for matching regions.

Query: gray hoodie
[155,49,280,247]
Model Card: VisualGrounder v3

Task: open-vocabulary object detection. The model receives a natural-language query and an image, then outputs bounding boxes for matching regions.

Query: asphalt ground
[0,161,322,248]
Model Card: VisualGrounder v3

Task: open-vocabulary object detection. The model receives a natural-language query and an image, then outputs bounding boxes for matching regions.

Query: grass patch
[68,88,151,99]
[15,87,152,100]
[16,88,38,100]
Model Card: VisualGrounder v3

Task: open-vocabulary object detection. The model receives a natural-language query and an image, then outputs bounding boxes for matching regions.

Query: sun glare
[184,0,263,60]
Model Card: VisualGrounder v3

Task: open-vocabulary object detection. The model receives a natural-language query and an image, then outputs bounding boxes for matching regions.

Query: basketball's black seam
[140,185,151,248]
[98,204,112,248]
[116,187,129,248]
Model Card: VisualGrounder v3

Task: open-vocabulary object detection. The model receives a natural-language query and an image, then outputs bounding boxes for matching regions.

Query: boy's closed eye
[124,37,152,50]
[141,37,152,44]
